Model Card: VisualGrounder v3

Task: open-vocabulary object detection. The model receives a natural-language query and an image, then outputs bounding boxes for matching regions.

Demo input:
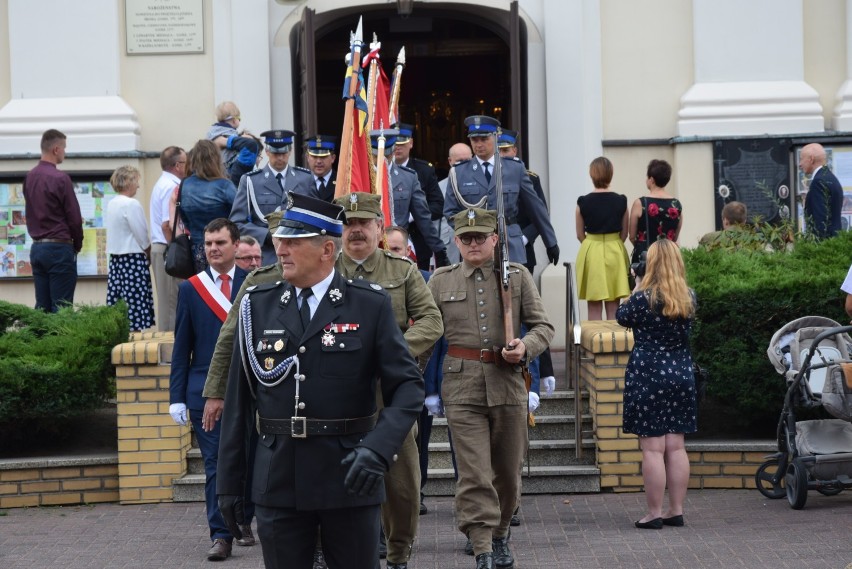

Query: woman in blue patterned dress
[616,239,696,530]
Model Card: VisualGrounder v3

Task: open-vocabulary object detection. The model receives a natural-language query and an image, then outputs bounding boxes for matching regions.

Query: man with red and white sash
[168,218,250,562]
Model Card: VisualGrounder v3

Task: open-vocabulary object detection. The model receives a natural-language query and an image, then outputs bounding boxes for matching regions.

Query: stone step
[172,473,206,502]
[428,414,593,442]
[527,390,589,416]
[426,438,596,469]
[422,465,601,496]
[186,448,204,474]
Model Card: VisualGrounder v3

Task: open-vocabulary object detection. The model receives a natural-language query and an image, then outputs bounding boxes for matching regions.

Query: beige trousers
[151,242,179,332]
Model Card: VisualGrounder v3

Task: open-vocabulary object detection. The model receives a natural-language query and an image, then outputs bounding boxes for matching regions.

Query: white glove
[169,403,188,426]
[542,376,556,397]
[424,394,443,416]
[528,392,540,413]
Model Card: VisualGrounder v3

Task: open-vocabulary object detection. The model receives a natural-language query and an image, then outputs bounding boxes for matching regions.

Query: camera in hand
[630,251,647,278]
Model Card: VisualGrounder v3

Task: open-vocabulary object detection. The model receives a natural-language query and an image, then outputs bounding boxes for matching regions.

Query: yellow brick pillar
[579,321,642,492]
[112,332,186,504]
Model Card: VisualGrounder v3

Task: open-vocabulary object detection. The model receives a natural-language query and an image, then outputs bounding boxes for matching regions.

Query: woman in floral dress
[628,159,683,267]
[616,239,696,530]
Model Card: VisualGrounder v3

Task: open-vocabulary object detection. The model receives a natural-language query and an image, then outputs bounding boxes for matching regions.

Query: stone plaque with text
[125,0,204,55]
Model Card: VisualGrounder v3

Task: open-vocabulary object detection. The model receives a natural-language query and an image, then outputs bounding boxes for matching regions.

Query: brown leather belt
[258,412,378,438]
[447,345,505,365]
[33,238,73,244]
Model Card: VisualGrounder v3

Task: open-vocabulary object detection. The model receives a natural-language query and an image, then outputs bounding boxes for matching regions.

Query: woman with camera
[575,156,630,320]
[616,239,697,529]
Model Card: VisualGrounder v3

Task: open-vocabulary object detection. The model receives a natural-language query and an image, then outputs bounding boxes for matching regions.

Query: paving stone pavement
[1,490,851,568]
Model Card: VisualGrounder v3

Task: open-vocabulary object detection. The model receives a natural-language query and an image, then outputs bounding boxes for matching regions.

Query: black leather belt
[259,413,378,438]
[33,238,73,244]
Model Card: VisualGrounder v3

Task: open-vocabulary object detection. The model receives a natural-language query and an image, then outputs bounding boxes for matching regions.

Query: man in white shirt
[149,146,187,331]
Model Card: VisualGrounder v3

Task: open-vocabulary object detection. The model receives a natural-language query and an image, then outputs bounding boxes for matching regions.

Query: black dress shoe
[475,552,494,569]
[207,538,232,561]
[419,500,428,515]
[387,563,407,569]
[236,524,256,546]
[492,536,514,568]
[464,538,474,555]
[662,514,684,527]
[510,506,520,526]
[634,518,663,530]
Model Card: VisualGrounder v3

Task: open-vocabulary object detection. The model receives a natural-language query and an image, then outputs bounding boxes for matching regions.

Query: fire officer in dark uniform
[216,193,424,569]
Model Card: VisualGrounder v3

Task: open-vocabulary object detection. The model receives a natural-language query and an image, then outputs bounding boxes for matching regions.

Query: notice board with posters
[0,174,116,278]
[794,144,852,233]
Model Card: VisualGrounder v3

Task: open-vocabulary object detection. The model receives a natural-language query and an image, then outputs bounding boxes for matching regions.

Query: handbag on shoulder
[164,181,196,279]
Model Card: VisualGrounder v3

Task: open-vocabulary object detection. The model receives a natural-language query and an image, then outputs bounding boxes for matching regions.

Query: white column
[678,0,823,137]
[0,0,140,153]
[833,0,852,130]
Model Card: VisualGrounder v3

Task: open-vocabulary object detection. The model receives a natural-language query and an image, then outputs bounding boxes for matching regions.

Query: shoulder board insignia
[382,249,415,264]
[398,164,416,174]
[247,169,263,176]
[510,156,521,162]
[414,158,434,168]
[247,281,282,293]
[527,169,539,178]
[246,285,257,291]
[453,158,471,167]
[292,165,311,174]
[347,279,386,294]
[432,264,458,276]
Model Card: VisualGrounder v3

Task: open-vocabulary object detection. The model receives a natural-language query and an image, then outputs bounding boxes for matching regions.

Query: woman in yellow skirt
[575,156,630,320]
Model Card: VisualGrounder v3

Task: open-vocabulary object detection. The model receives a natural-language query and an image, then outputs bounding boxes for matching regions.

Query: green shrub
[684,230,852,435]
[0,301,129,451]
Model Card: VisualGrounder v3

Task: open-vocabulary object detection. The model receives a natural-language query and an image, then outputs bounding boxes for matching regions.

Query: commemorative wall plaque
[125,0,204,55]
[711,139,792,228]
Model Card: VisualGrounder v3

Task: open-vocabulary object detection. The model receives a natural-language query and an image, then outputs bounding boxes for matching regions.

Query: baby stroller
[756,316,852,509]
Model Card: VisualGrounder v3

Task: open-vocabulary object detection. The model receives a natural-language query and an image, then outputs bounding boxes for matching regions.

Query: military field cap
[369,129,399,155]
[334,192,383,221]
[306,134,337,157]
[273,192,344,238]
[464,115,500,138]
[260,129,295,154]
[498,129,518,149]
[395,123,414,144]
[453,208,497,236]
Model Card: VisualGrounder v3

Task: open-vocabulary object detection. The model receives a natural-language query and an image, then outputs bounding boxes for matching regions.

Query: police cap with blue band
[498,129,518,149]
[464,115,500,138]
[395,123,415,144]
[369,129,400,156]
[306,134,337,157]
[260,129,295,154]
[273,192,345,238]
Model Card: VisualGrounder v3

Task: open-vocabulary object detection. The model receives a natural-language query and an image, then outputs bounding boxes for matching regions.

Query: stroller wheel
[755,459,786,499]
[785,461,808,510]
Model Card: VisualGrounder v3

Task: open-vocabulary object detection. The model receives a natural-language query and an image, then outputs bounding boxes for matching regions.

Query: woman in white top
[105,165,155,331]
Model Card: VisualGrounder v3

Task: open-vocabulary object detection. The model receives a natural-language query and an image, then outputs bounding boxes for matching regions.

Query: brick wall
[112,332,187,504]
[0,456,118,508]
[579,320,773,492]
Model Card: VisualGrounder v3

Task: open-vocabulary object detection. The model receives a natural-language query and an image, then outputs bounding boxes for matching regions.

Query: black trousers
[255,503,380,569]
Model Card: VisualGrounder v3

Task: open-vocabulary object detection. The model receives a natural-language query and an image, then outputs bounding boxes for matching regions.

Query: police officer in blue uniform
[443,116,560,266]
[305,135,338,202]
[371,130,450,268]
[229,129,316,265]
[393,123,444,271]
[217,192,424,569]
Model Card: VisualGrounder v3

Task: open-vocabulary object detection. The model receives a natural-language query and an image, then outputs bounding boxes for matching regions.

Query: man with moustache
[203,193,442,569]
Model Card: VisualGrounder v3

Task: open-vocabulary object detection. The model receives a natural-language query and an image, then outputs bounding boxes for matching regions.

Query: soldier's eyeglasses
[459,234,490,245]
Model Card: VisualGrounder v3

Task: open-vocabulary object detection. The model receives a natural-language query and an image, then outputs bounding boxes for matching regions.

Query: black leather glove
[546,244,560,266]
[341,447,387,496]
[434,249,451,268]
[217,495,244,540]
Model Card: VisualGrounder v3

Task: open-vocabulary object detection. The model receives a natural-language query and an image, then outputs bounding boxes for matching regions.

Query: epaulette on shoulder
[245,280,283,293]
[247,168,264,176]
[398,164,417,175]
[346,278,385,294]
[382,249,415,265]
[453,158,471,167]
[292,165,311,175]
[432,263,460,277]
[526,169,539,179]
[414,157,434,168]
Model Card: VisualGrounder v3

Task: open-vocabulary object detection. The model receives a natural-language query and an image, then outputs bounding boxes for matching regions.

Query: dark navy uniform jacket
[217,270,424,511]
[390,164,445,254]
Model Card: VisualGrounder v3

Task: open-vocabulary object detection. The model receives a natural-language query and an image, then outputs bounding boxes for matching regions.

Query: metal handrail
[563,261,583,459]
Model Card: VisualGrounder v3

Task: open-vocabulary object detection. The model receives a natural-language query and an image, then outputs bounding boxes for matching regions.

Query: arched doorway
[292,2,527,178]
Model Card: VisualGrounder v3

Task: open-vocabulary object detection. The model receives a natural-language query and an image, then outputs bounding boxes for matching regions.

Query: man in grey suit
[229,129,316,265]
[371,131,451,268]
[443,116,560,266]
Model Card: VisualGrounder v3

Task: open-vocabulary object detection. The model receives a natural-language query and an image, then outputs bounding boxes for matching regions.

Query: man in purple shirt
[23,129,83,312]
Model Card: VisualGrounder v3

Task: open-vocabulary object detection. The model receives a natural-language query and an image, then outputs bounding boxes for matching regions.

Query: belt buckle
[291,416,307,438]
[479,349,491,363]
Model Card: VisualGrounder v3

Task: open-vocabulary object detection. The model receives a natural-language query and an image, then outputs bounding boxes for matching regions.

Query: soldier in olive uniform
[426,208,554,569]
[372,131,450,269]
[204,194,442,569]
[229,130,317,265]
[443,116,560,267]
[216,193,424,569]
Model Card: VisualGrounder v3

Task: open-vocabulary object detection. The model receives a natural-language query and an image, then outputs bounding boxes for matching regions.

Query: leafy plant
[0,301,129,452]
